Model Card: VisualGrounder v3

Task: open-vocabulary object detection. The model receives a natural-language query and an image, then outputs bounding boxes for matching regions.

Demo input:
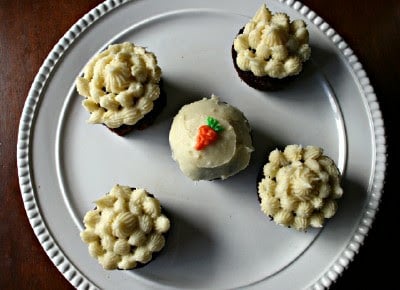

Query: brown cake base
[231,28,299,91]
[107,80,167,136]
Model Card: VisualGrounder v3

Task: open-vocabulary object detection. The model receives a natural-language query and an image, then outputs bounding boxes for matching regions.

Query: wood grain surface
[1,1,398,289]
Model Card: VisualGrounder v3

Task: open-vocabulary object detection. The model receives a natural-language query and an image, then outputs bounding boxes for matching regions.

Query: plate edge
[16,1,131,289]
[276,0,387,289]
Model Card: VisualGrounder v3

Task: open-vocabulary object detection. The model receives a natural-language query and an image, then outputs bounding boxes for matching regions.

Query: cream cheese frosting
[233,4,311,79]
[169,95,254,180]
[80,185,170,270]
[258,145,343,231]
[76,42,161,128]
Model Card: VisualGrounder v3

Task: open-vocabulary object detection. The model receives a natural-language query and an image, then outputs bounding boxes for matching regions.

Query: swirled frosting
[169,95,254,180]
[76,42,161,128]
[80,185,170,270]
[233,4,311,79]
[258,145,343,231]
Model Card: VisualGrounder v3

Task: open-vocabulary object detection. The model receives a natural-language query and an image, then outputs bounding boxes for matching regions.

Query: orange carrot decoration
[195,116,224,150]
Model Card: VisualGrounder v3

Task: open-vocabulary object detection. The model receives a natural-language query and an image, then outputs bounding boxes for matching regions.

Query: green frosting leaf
[207,116,224,132]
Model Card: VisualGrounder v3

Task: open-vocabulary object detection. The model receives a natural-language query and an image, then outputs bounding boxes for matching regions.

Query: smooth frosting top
[76,42,161,128]
[258,145,343,231]
[233,4,311,78]
[169,95,253,180]
[80,185,170,270]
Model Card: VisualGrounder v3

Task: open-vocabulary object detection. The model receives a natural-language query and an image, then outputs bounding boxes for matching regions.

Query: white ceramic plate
[17,0,386,289]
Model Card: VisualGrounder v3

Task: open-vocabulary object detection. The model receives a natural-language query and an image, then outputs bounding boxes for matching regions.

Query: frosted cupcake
[80,185,170,270]
[258,145,343,231]
[76,42,165,136]
[232,4,311,90]
[169,95,254,181]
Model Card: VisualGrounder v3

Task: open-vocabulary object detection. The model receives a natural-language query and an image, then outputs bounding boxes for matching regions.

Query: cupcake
[169,95,254,181]
[232,4,311,90]
[80,185,170,270]
[75,42,165,136]
[257,145,343,231]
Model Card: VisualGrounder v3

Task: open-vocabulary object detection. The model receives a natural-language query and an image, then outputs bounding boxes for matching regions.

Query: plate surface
[17,0,386,289]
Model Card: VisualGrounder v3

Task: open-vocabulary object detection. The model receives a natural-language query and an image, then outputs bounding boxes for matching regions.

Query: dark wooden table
[1,1,398,289]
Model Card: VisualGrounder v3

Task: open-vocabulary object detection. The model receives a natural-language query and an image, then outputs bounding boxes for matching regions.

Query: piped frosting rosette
[258,145,343,231]
[80,185,170,270]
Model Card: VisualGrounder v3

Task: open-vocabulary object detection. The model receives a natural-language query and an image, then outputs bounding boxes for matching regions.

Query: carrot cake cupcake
[80,185,170,270]
[76,42,165,136]
[169,95,253,181]
[258,145,343,231]
[232,4,311,90]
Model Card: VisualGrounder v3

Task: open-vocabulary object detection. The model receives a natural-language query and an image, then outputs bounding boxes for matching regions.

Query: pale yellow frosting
[76,42,161,128]
[80,185,170,270]
[258,145,343,231]
[169,95,253,180]
[233,4,311,78]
